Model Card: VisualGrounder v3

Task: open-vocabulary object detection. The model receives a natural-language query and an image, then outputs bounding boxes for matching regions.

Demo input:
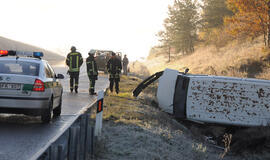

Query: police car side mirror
[56,74,64,79]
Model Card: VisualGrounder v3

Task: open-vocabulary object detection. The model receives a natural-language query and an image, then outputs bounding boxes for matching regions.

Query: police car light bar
[0,50,44,58]
[13,51,44,58]
[33,52,44,58]
[0,50,8,56]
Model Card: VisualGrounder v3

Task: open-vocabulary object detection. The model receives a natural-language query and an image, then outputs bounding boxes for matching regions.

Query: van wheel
[41,99,53,123]
[53,95,62,117]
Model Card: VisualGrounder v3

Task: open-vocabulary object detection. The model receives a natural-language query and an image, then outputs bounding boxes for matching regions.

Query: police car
[0,50,64,123]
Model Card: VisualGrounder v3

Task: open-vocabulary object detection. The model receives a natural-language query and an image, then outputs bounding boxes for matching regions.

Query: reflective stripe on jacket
[66,52,83,72]
[86,56,98,77]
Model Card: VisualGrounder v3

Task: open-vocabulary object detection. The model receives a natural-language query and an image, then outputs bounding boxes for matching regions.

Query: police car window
[45,65,53,78]
[0,60,39,76]
[47,63,55,78]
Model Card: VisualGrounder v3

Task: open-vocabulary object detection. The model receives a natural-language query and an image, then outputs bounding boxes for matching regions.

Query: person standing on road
[86,50,98,95]
[66,46,83,93]
[107,52,122,94]
[122,54,129,75]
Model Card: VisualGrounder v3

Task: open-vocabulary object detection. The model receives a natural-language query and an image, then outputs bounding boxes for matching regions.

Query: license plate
[0,83,21,90]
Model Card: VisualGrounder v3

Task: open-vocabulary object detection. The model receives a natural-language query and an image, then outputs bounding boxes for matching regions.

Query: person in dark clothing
[66,46,83,93]
[86,50,98,95]
[122,54,129,75]
[107,52,122,94]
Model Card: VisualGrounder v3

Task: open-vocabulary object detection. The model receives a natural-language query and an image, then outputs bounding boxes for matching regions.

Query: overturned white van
[133,68,270,127]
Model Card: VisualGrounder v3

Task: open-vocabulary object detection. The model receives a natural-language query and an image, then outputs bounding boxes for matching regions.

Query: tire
[53,95,62,117]
[41,99,53,123]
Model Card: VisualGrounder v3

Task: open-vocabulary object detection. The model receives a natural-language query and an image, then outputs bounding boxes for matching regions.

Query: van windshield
[0,60,40,76]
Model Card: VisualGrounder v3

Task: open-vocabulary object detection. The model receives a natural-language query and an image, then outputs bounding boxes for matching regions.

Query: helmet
[71,46,76,52]
[88,49,95,55]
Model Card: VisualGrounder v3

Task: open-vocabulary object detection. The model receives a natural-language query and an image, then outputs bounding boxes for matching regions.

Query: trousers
[69,72,79,90]
[88,76,96,93]
[109,78,119,93]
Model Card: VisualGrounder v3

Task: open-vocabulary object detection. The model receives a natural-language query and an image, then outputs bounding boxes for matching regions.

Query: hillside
[131,36,270,80]
[0,36,65,65]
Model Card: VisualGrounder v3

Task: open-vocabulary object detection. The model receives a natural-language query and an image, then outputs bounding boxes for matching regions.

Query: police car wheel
[41,99,53,123]
[53,95,62,116]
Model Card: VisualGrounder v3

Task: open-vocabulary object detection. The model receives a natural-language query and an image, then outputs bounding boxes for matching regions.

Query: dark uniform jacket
[66,52,83,72]
[86,56,98,80]
[123,57,129,66]
[107,57,122,79]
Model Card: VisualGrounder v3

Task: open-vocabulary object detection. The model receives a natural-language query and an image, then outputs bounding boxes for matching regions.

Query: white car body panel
[158,68,270,127]
[157,68,179,114]
[186,76,270,127]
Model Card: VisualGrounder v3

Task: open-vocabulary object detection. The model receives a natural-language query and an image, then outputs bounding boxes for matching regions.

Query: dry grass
[143,36,270,80]
[92,75,226,160]
[101,75,144,126]
[101,75,169,128]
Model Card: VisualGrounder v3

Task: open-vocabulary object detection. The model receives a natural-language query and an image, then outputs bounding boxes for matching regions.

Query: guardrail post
[84,115,90,159]
[68,127,77,160]
[75,126,80,160]
[95,91,104,137]
[79,115,87,160]
[50,145,57,160]
[57,144,64,160]
[90,126,94,156]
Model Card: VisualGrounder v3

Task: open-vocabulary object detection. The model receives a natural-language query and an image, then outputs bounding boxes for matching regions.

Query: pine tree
[201,0,233,29]
[159,0,199,54]
[199,0,233,47]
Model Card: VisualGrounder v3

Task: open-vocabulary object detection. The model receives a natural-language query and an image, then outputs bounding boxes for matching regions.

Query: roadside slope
[142,37,270,80]
[0,36,65,65]
[92,75,247,160]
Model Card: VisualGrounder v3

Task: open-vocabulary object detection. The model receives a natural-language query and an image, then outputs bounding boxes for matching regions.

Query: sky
[0,0,174,61]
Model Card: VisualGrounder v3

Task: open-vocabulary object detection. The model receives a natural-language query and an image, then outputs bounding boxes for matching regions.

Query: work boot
[116,90,119,94]
[70,89,73,93]
[90,92,97,95]
[75,87,78,93]
[90,89,96,95]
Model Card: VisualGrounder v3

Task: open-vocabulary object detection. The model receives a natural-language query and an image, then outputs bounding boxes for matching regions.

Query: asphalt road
[0,63,109,160]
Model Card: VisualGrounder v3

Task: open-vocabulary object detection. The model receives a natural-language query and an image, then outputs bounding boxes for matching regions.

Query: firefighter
[122,54,129,75]
[66,46,83,93]
[107,52,122,94]
[86,50,98,95]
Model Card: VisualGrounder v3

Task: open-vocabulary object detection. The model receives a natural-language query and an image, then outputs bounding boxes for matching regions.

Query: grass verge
[91,75,234,160]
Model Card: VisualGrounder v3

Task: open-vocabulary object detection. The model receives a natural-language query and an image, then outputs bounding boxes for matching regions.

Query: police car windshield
[0,60,40,76]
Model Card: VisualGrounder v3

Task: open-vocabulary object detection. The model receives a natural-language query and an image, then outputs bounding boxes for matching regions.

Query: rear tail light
[32,79,45,92]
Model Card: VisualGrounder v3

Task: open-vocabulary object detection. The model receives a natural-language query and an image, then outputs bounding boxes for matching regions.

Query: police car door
[45,63,60,107]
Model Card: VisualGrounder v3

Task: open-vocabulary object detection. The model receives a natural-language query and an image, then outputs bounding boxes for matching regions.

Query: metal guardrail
[32,114,95,160]
[29,89,106,160]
